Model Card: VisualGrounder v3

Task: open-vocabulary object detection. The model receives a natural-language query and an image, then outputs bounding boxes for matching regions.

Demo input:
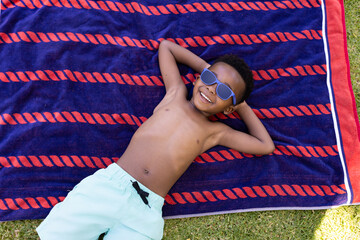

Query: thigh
[104,223,151,240]
[37,173,122,240]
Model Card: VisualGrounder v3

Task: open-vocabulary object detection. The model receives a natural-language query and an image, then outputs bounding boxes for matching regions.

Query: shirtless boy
[37,40,275,240]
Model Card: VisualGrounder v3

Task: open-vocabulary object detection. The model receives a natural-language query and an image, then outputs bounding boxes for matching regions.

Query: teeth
[201,92,212,103]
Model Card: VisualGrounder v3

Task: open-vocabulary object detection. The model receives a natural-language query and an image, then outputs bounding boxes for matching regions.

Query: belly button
[144,169,149,174]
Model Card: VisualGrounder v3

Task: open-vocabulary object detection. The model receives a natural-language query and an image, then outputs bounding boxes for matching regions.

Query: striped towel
[0,0,359,221]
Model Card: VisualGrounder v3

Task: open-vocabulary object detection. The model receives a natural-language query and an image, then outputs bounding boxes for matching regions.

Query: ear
[223,105,235,115]
[193,75,200,85]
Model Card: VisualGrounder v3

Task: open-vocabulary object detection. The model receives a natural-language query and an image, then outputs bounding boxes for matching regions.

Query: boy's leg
[37,163,165,240]
[103,223,151,240]
[37,167,124,240]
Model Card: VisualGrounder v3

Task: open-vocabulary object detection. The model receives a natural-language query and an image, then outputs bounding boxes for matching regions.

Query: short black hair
[213,54,254,104]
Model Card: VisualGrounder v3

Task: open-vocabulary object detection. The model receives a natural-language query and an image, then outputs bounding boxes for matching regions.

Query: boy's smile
[199,88,214,104]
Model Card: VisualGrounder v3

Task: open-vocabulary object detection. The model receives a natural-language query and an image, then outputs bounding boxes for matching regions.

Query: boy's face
[191,62,245,116]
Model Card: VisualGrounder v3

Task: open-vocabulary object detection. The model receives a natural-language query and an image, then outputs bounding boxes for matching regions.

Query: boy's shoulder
[153,87,186,113]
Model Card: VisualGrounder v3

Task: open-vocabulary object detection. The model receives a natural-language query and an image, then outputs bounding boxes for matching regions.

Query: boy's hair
[213,54,254,104]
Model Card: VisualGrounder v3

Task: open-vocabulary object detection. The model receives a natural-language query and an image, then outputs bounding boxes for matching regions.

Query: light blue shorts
[36,163,164,240]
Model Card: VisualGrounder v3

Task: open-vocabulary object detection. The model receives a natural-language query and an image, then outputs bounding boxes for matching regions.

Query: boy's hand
[218,101,275,155]
[234,101,248,113]
[158,40,210,93]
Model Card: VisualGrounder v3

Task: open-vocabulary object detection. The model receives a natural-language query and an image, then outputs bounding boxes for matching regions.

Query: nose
[207,83,217,95]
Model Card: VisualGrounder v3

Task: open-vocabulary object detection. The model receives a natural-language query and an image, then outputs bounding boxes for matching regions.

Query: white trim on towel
[164,203,353,220]
[321,0,351,204]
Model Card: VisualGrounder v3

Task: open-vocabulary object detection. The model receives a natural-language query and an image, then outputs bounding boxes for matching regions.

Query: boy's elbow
[263,141,275,155]
[254,141,275,155]
[159,39,166,49]
[244,141,275,156]
[159,39,168,50]
[159,39,172,49]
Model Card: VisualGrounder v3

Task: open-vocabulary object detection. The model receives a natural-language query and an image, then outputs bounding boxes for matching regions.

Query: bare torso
[117,92,221,197]
[116,40,275,198]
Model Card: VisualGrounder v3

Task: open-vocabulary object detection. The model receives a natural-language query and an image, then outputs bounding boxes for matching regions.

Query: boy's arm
[217,102,275,155]
[158,40,210,92]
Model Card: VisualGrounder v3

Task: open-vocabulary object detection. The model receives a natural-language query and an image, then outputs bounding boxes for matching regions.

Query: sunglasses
[200,68,236,105]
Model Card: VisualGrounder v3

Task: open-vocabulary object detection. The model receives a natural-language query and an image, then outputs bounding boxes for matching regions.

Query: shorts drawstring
[131,180,151,208]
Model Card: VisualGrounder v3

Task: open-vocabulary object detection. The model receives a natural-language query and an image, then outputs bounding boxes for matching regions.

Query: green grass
[345,0,360,115]
[1,0,360,239]
[1,206,359,239]
[163,207,360,239]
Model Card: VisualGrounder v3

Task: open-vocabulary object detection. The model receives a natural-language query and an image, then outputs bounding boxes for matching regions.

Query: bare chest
[136,101,217,161]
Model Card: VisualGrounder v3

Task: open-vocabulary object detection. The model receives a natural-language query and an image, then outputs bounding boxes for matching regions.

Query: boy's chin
[191,99,223,116]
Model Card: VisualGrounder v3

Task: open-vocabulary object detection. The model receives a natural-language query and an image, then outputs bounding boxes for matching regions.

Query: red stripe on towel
[1,30,322,50]
[162,183,345,205]
[1,0,322,13]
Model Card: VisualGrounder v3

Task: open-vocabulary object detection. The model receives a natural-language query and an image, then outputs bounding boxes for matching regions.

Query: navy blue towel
[1,0,359,221]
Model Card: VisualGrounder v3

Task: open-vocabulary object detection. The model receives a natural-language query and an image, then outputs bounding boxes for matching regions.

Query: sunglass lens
[217,84,232,100]
[201,70,216,85]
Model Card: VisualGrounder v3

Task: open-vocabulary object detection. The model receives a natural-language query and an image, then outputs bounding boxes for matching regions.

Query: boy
[37,40,275,240]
